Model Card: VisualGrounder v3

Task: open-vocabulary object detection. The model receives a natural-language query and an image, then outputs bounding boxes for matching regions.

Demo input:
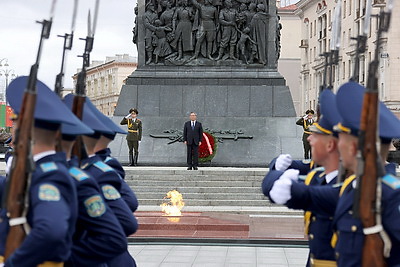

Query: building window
[342,62,346,80]
[349,0,352,16]
[360,56,365,83]
[314,20,316,36]
[348,29,352,44]
[328,10,331,27]
[342,31,346,48]
[343,0,346,18]
[348,60,351,79]
[310,22,313,38]
[369,17,372,37]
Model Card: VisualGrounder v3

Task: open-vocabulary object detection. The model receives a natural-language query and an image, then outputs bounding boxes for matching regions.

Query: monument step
[132,186,260,194]
[136,205,303,216]
[123,169,268,177]
[137,199,269,206]
[135,192,267,201]
[125,168,270,209]
[128,180,261,187]
[125,174,265,181]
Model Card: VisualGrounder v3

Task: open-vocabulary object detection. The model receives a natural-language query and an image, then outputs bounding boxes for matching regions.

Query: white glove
[6,155,13,175]
[125,114,131,119]
[269,169,299,204]
[303,114,308,119]
[275,154,292,171]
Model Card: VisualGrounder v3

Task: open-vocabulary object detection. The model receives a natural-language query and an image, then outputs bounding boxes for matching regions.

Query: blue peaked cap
[61,118,94,136]
[334,82,400,141]
[309,89,342,136]
[63,94,114,135]
[85,98,127,135]
[6,76,90,132]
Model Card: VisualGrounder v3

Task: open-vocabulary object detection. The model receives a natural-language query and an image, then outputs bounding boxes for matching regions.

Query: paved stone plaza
[128,244,309,267]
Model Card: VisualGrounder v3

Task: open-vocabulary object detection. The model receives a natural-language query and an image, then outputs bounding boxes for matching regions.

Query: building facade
[73,54,137,115]
[277,4,302,116]
[293,0,399,116]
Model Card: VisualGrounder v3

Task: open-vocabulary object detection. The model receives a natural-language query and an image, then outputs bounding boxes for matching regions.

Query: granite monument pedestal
[111,66,303,167]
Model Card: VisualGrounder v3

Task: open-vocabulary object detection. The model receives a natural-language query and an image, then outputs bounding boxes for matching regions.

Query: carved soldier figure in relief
[143,2,158,64]
[171,0,195,60]
[216,0,238,60]
[190,0,218,60]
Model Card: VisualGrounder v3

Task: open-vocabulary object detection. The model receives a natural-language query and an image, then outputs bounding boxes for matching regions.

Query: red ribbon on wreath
[198,132,217,162]
[202,132,213,155]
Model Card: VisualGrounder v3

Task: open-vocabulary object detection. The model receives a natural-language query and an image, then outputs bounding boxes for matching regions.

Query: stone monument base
[112,67,303,166]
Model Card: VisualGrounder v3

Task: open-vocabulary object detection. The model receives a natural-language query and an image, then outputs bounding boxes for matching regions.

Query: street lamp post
[0,58,16,102]
[0,69,16,88]
[0,58,9,68]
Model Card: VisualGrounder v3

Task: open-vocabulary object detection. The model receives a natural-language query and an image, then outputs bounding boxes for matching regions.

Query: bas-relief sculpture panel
[133,0,281,67]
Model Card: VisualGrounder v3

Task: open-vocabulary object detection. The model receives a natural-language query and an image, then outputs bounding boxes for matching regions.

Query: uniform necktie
[191,122,194,130]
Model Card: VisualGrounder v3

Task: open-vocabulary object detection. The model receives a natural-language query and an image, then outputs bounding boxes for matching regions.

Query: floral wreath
[199,132,218,163]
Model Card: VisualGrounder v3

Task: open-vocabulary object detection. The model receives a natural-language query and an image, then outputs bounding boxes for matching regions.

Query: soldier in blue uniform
[63,94,138,267]
[60,116,129,266]
[331,82,400,267]
[0,76,80,266]
[265,82,400,267]
[84,98,139,213]
[263,89,342,266]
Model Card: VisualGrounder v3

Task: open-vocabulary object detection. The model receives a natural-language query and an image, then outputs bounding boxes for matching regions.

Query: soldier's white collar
[326,170,338,184]
[33,150,56,162]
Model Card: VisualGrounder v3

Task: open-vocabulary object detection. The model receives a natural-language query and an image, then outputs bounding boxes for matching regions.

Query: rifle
[55,0,78,152]
[316,1,341,120]
[4,0,57,259]
[71,0,100,162]
[354,1,393,266]
[349,0,371,83]
[54,0,78,97]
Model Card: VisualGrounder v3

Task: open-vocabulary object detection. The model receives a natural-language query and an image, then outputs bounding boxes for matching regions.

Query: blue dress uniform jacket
[96,148,139,212]
[5,153,78,267]
[88,152,138,267]
[96,148,125,178]
[81,155,138,236]
[262,168,337,264]
[54,152,127,267]
[289,170,337,264]
[333,174,400,267]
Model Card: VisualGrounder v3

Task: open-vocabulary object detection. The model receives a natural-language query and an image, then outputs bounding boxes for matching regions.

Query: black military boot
[134,153,139,166]
[129,153,134,166]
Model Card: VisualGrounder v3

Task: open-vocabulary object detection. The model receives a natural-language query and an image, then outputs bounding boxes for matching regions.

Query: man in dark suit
[183,112,203,170]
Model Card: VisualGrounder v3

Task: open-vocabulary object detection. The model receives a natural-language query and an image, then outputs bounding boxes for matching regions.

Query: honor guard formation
[1,0,400,267]
[263,1,400,267]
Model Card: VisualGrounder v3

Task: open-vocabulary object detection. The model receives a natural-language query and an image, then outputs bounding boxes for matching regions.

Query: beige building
[292,0,400,116]
[73,54,137,115]
[277,4,302,116]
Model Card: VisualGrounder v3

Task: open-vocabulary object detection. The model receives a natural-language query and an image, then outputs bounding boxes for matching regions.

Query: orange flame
[160,190,185,222]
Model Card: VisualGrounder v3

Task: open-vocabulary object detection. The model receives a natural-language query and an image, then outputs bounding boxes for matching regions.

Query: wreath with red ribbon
[199,132,218,163]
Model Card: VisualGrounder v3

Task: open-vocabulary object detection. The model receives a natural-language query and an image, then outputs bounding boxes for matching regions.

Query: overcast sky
[0,0,137,90]
[0,0,297,92]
